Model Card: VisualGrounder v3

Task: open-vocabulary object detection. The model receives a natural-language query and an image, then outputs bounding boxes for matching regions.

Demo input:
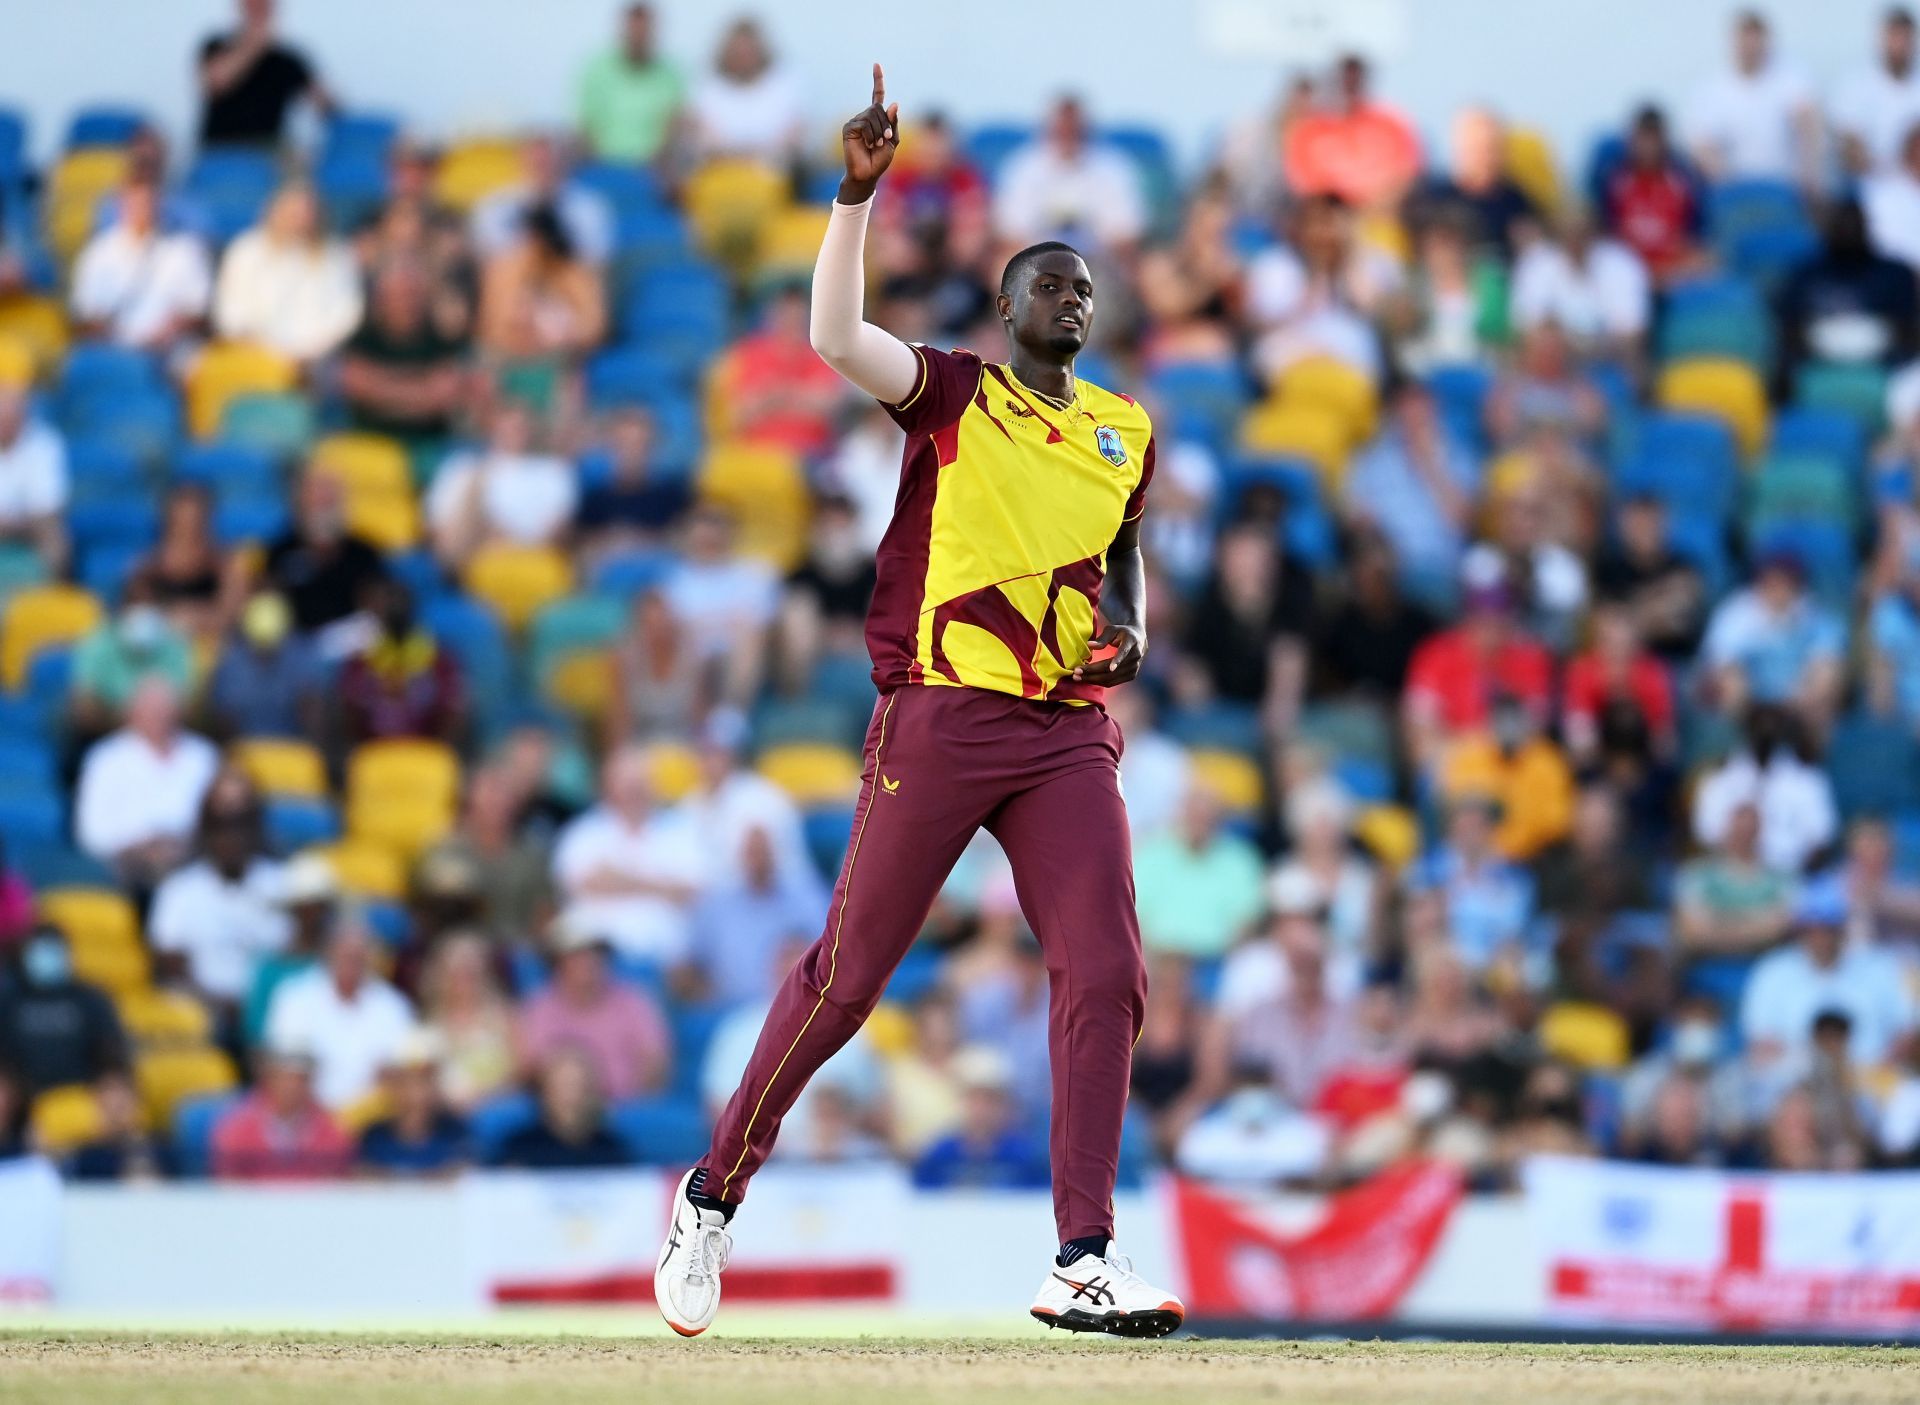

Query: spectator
[1684,9,1822,187]
[337,579,466,748]
[196,0,332,148]
[142,483,241,644]
[1701,552,1845,720]
[1692,707,1838,875]
[1409,795,1537,975]
[992,95,1148,255]
[663,504,779,707]
[66,1077,172,1182]
[418,767,554,946]
[886,990,968,1157]
[0,383,67,577]
[0,841,35,952]
[1104,687,1192,841]
[1403,580,1554,766]
[428,399,578,568]
[473,136,613,270]
[68,576,197,738]
[416,932,517,1112]
[602,591,701,751]
[1592,495,1707,661]
[1464,480,1595,653]
[1267,778,1380,968]
[577,2,686,166]
[1135,187,1243,367]
[1561,598,1677,766]
[1343,380,1479,605]
[476,205,607,367]
[910,1046,1047,1190]
[263,912,417,1110]
[1178,520,1315,729]
[1840,817,1920,951]
[1134,779,1266,960]
[261,468,389,645]
[682,709,811,892]
[719,283,844,457]
[69,168,212,352]
[1485,321,1607,451]
[1422,107,1538,256]
[1777,197,1919,377]
[551,744,706,963]
[214,183,363,361]
[1833,5,1920,175]
[1440,694,1576,862]
[338,258,470,443]
[1246,192,1397,383]
[242,852,338,1047]
[872,111,989,279]
[687,16,806,167]
[1388,207,1508,373]
[574,408,692,564]
[1617,994,1752,1159]
[74,678,219,887]
[1674,801,1795,961]
[1867,121,1920,273]
[1509,206,1652,362]
[1599,105,1705,284]
[492,1046,633,1170]
[1765,1081,1853,1170]
[1534,783,1658,930]
[204,590,324,740]
[1879,1037,1920,1162]
[1175,1059,1332,1185]
[1281,54,1424,212]
[0,926,129,1094]
[210,1045,353,1181]
[355,141,477,340]
[515,915,670,1100]
[1802,1009,1875,1168]
[148,777,287,1024]
[1742,882,1917,1073]
[1314,531,1440,699]
[688,825,828,1008]
[355,1033,471,1178]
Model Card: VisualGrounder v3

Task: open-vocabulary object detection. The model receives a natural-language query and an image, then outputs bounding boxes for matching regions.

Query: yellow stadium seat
[1504,126,1562,215]
[646,742,701,802]
[70,941,152,995]
[0,334,36,388]
[756,742,862,806]
[2,584,105,689]
[312,432,412,499]
[1188,747,1264,815]
[0,297,71,378]
[186,341,300,439]
[343,489,421,552]
[347,738,461,809]
[864,1001,915,1059]
[31,1084,105,1154]
[685,159,790,265]
[433,138,527,211]
[118,989,216,1049]
[305,841,403,900]
[39,887,140,953]
[44,149,129,261]
[756,204,833,278]
[546,649,613,718]
[136,1047,238,1125]
[463,543,574,631]
[1355,804,1421,870]
[698,442,810,570]
[347,796,454,861]
[1276,355,1379,448]
[1658,357,1770,459]
[336,1087,390,1135]
[233,737,329,799]
[1539,1000,1632,1071]
[1240,399,1351,483]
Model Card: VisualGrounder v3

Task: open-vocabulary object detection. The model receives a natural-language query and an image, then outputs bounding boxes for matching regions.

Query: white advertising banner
[0,1157,62,1306]
[1525,1155,1920,1334]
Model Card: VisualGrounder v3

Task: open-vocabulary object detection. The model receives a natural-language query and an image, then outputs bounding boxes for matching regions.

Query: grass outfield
[0,1333,1916,1405]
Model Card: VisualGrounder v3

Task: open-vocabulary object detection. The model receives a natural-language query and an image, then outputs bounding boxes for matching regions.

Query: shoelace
[687,1222,733,1286]
[1095,1252,1144,1287]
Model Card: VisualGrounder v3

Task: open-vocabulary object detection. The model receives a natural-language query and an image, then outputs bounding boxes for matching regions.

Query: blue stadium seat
[883,944,943,1004]
[1725,222,1818,292]
[0,107,24,183]
[585,344,690,407]
[65,105,147,148]
[1425,364,1495,450]
[1615,412,1741,522]
[421,595,513,735]
[61,387,182,466]
[363,900,412,949]
[313,149,390,228]
[1827,709,1920,820]
[1707,178,1807,243]
[1664,511,1734,597]
[1769,406,1866,475]
[752,696,866,751]
[65,440,146,491]
[469,1091,538,1161]
[5,838,111,889]
[24,651,74,736]
[264,797,341,854]
[1163,702,1264,754]
[622,263,730,352]
[60,344,161,404]
[589,547,678,598]
[384,549,448,606]
[0,736,55,790]
[1219,454,1320,522]
[964,124,1032,181]
[77,541,145,604]
[67,490,161,551]
[173,442,280,493]
[667,1002,729,1102]
[1656,277,1772,366]
[1147,362,1250,453]
[322,110,400,164]
[610,206,691,268]
[0,789,64,845]
[212,494,291,547]
[172,1091,245,1178]
[574,162,665,213]
[803,806,853,878]
[1751,519,1854,603]
[610,1095,711,1166]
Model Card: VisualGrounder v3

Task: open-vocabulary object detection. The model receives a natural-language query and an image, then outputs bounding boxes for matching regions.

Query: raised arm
[809,64,919,405]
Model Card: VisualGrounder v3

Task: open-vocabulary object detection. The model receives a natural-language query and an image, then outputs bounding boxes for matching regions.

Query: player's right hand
[839,63,900,199]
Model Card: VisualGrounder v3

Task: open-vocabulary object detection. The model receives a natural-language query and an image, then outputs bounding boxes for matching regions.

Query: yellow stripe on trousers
[720,692,896,1198]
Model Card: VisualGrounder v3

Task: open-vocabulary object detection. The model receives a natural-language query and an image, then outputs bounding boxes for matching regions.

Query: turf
[0,1333,1915,1405]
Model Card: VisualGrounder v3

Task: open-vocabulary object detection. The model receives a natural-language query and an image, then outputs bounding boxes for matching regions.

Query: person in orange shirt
[1440,694,1576,861]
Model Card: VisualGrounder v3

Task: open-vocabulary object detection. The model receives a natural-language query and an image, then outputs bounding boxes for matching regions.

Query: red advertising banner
[1172,1161,1464,1319]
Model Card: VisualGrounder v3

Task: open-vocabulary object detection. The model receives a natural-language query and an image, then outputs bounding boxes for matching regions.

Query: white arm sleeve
[808,196,920,406]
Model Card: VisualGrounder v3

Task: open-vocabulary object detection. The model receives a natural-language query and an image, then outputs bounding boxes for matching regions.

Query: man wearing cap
[515,914,669,1102]
[243,851,339,1047]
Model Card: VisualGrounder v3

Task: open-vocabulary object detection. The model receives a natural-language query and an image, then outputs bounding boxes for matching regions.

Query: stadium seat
[1,584,104,690]
[186,342,300,439]
[609,1095,711,1166]
[136,1046,239,1126]
[39,886,140,953]
[304,840,403,900]
[1793,360,1889,437]
[1239,399,1350,484]
[1656,279,1772,368]
[66,105,146,149]
[1539,1000,1632,1070]
[345,739,461,858]
[30,1084,106,1154]
[964,123,1032,181]
[265,796,341,853]
[756,742,862,806]
[1707,178,1806,244]
[172,1090,244,1178]
[1656,357,1769,459]
[66,386,182,467]
[1502,126,1561,213]
[70,939,152,995]
[469,1091,538,1159]
[118,989,217,1049]
[432,137,526,211]
[218,391,317,457]
[697,441,810,569]
[1187,747,1265,814]
[645,741,702,802]
[529,593,627,681]
[233,737,330,799]
[754,204,833,281]
[1274,355,1379,449]
[1747,451,1856,529]
[1614,411,1741,522]
[0,295,69,378]
[323,110,401,164]
[44,147,128,259]
[0,335,33,388]
[683,159,789,265]
[1769,406,1866,472]
[1355,803,1421,869]
[311,431,411,498]
[1147,363,1251,453]
[463,542,575,631]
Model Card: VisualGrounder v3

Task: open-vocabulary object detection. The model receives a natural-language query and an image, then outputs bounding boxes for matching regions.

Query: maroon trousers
[697,684,1145,1242]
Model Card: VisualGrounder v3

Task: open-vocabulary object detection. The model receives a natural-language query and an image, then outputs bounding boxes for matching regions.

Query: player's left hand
[1072,624,1145,685]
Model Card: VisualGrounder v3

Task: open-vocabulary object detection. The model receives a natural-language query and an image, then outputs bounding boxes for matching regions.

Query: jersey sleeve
[1122,434,1157,522]
[882,345,982,436]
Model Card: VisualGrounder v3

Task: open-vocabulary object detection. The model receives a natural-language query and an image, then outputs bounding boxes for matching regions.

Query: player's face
[1007,251,1094,357]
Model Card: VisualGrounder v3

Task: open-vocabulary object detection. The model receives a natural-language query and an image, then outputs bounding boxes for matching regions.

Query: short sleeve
[882,345,982,436]
[1123,435,1156,522]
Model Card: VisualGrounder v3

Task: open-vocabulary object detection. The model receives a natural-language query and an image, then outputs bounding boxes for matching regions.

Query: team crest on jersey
[1094,425,1126,466]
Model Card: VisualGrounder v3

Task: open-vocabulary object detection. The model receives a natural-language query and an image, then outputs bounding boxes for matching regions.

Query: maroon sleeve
[1122,434,1156,522]
[882,345,983,435]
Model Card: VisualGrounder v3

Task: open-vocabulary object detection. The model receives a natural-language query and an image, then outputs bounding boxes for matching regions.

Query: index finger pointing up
[872,62,886,109]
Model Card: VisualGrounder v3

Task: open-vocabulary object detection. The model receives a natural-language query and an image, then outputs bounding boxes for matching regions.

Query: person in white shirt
[213,181,363,361]
[70,171,212,353]
[264,913,417,1110]
[1742,882,1917,1073]
[1692,706,1839,876]
[0,385,68,574]
[688,16,806,166]
[680,708,809,891]
[1834,5,1920,175]
[1865,122,1920,270]
[1510,208,1651,360]
[1104,687,1191,839]
[426,398,578,569]
[1684,9,1822,187]
[469,134,614,267]
[1244,193,1399,383]
[74,677,220,886]
[551,742,708,963]
[149,790,289,1013]
[992,95,1148,255]
[662,502,779,704]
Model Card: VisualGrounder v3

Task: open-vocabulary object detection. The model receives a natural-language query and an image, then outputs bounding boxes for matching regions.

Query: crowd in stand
[8,1,1920,1190]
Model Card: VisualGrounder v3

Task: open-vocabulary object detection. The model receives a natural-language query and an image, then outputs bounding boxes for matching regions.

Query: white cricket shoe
[1029,1250,1185,1337]
[655,1168,734,1337]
